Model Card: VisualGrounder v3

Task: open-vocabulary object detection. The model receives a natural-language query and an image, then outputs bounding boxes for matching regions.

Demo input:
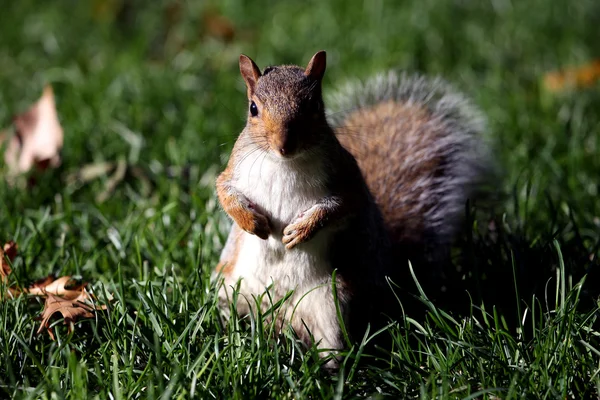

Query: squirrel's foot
[282,205,321,249]
[230,201,271,240]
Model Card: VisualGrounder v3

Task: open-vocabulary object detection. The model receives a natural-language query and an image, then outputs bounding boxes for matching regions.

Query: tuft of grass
[1,0,600,398]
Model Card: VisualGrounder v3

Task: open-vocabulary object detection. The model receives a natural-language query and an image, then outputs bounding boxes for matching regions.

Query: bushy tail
[328,71,495,249]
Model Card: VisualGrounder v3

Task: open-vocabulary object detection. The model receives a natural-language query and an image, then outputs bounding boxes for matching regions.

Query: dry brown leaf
[29,275,56,289]
[202,8,235,42]
[3,241,17,260]
[1,241,20,299]
[0,240,109,335]
[36,291,105,340]
[5,85,64,174]
[1,241,18,281]
[543,60,600,92]
[27,274,107,338]
[26,275,86,299]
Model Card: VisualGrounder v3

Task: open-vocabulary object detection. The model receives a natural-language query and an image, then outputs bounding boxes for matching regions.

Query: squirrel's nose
[277,140,297,157]
[272,130,297,157]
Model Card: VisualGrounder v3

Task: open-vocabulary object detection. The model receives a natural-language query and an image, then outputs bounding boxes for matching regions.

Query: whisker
[257,149,269,185]
[236,145,267,168]
[248,146,270,186]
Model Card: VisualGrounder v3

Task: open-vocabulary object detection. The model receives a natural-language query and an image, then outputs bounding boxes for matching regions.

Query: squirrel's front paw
[247,211,271,240]
[282,206,321,249]
[230,203,271,240]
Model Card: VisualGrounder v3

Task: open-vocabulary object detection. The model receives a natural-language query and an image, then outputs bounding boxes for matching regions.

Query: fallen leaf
[202,8,235,42]
[1,241,19,299]
[26,275,86,299]
[1,241,18,281]
[36,291,105,340]
[543,60,600,92]
[0,241,110,331]
[29,275,56,290]
[4,85,64,174]
[26,274,107,338]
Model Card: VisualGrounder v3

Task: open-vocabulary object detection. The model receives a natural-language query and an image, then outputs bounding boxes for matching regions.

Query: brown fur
[216,224,243,276]
[216,168,271,239]
[337,100,442,244]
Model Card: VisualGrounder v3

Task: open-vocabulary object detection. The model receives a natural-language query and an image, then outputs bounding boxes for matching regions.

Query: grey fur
[328,71,494,246]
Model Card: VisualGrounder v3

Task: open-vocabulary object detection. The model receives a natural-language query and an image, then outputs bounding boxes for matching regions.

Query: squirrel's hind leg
[214,224,253,319]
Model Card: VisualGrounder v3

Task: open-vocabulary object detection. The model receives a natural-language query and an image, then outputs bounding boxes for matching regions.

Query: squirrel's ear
[239,54,262,95]
[304,51,326,81]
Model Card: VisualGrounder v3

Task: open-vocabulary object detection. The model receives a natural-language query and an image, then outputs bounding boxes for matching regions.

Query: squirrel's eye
[250,101,258,117]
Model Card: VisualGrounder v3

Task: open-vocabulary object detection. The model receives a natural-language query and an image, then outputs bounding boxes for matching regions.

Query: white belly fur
[220,149,343,351]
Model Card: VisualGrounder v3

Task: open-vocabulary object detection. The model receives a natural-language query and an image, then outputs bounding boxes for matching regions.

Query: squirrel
[214,51,491,364]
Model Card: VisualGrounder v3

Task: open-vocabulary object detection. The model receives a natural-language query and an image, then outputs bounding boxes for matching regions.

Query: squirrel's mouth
[268,141,302,160]
[269,148,303,161]
[270,143,298,158]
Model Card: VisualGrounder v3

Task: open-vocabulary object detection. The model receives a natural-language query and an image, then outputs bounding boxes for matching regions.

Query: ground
[1,0,600,398]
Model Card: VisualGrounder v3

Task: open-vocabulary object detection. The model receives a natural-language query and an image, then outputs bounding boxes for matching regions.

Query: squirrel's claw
[244,202,271,240]
[282,207,320,249]
[229,202,271,239]
[251,212,271,240]
[282,228,301,249]
[282,225,306,249]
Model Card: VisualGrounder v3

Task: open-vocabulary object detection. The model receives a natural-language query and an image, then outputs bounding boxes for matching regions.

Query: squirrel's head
[239,51,329,159]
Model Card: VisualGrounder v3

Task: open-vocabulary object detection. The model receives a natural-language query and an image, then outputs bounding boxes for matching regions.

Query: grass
[1,0,600,398]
